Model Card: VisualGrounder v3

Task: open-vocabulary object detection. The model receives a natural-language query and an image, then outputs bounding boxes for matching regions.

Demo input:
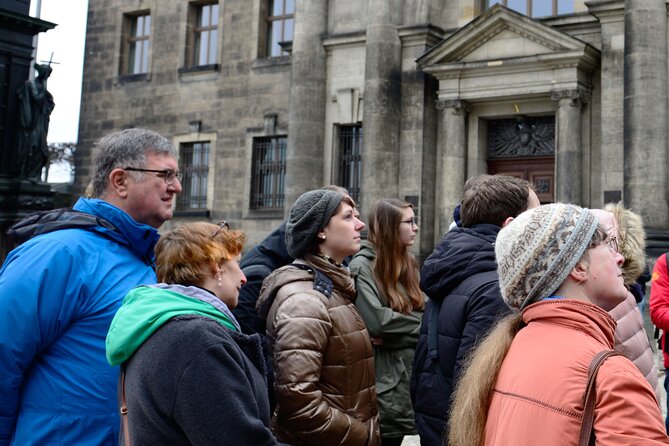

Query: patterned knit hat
[495,203,598,310]
[285,189,345,259]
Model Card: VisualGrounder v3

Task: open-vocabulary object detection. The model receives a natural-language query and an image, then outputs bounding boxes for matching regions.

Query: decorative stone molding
[436,99,471,115]
[551,89,590,107]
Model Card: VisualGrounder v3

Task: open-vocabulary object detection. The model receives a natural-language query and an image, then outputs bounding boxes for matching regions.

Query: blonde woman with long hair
[349,198,425,446]
[448,204,668,446]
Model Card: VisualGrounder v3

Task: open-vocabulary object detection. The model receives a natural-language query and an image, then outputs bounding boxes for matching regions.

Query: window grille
[251,136,286,210]
[177,141,210,210]
[337,124,362,204]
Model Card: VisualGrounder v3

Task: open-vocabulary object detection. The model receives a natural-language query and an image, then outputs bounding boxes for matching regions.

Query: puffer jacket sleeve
[593,355,669,445]
[610,292,661,401]
[0,239,83,445]
[453,278,510,384]
[650,254,669,332]
[272,290,370,445]
[351,256,422,350]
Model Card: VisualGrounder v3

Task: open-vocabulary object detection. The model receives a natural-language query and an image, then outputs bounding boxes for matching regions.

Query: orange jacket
[485,300,668,446]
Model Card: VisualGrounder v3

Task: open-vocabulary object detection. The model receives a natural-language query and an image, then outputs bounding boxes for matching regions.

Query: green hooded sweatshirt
[106,284,238,366]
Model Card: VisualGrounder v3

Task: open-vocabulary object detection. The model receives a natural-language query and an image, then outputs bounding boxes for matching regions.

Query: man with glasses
[410,174,540,446]
[0,128,181,445]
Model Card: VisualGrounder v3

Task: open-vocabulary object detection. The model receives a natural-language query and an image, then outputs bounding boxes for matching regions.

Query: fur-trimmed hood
[604,202,646,285]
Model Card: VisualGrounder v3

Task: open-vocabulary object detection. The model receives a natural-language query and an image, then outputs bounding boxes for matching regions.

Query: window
[177,141,210,210]
[337,124,362,205]
[122,12,151,75]
[251,136,286,210]
[485,0,574,17]
[266,0,294,57]
[188,2,219,66]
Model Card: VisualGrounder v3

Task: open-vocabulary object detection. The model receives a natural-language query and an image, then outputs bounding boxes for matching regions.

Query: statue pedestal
[0,177,54,261]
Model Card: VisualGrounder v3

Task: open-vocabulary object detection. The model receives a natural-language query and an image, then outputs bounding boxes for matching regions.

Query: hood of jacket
[240,221,293,270]
[354,240,376,263]
[256,262,314,320]
[74,198,160,265]
[605,204,646,286]
[522,299,617,349]
[420,224,499,303]
[256,255,356,319]
[9,197,160,267]
[106,284,240,365]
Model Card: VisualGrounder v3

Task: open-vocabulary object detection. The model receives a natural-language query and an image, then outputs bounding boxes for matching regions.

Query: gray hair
[90,128,177,197]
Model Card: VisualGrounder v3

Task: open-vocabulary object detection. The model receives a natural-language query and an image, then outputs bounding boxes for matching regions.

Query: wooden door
[487,156,555,203]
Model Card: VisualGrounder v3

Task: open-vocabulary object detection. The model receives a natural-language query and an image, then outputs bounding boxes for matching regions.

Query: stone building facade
[76,0,669,258]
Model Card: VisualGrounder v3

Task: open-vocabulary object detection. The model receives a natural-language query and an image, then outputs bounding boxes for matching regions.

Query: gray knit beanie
[285,189,346,258]
[495,203,598,311]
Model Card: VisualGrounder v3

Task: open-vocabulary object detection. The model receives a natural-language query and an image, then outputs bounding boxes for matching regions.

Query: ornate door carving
[486,116,555,203]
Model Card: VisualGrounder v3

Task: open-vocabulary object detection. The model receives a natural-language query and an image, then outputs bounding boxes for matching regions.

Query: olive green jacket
[349,241,423,438]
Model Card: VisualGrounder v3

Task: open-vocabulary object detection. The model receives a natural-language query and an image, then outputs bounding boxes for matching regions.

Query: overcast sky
[30,0,88,144]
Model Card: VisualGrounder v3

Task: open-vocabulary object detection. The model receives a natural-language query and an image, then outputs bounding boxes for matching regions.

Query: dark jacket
[410,224,511,446]
[106,284,284,446]
[233,222,292,336]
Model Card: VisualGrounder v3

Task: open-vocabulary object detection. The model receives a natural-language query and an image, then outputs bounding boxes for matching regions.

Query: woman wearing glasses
[348,198,424,446]
[257,189,381,445]
[105,221,285,445]
[448,204,668,446]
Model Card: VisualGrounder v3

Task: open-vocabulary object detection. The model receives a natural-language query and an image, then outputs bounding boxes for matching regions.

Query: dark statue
[17,63,55,181]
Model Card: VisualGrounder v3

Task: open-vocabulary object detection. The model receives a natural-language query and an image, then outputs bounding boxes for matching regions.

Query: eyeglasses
[123,167,182,185]
[603,236,619,254]
[211,220,229,238]
[401,217,419,227]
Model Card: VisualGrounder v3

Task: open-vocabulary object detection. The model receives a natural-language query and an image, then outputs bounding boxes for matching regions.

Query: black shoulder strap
[7,208,117,245]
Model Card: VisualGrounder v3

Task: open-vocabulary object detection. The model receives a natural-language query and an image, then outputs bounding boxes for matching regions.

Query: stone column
[284,0,328,216]
[552,90,586,205]
[435,99,469,242]
[359,0,402,218]
[624,0,668,228]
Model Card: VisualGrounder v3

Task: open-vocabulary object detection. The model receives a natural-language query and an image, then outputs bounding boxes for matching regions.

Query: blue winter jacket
[0,198,160,446]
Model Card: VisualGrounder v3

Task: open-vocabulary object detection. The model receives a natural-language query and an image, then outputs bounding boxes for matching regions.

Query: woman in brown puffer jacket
[257,189,381,446]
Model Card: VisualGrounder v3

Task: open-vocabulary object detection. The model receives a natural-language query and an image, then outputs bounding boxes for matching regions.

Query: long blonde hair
[448,313,525,446]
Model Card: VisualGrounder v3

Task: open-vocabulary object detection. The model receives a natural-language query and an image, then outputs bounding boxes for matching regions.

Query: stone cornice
[585,0,625,23]
[322,31,366,49]
[398,23,445,48]
[0,7,56,35]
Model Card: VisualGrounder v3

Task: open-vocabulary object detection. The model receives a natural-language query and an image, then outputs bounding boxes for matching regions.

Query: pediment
[418,4,592,66]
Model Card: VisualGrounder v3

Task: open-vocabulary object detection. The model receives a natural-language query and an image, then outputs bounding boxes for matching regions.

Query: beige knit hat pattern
[495,203,599,311]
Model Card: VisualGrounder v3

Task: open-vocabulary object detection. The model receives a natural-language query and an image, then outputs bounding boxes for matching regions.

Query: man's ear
[501,216,515,228]
[108,168,129,198]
